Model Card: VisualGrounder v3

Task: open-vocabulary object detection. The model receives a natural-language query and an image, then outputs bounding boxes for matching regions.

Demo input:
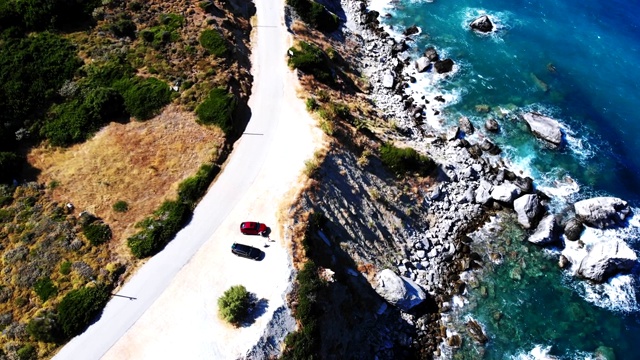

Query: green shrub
[115,77,171,120]
[139,13,183,48]
[57,284,111,339]
[82,221,112,246]
[82,59,135,88]
[41,100,100,146]
[59,261,72,275]
[178,164,220,207]
[27,310,62,343]
[112,200,129,212]
[129,1,142,11]
[16,344,36,360]
[127,200,191,258]
[199,1,213,12]
[288,42,332,84]
[195,88,236,133]
[218,285,250,325]
[286,0,339,33]
[306,97,319,111]
[199,29,228,58]
[109,17,136,38]
[379,142,436,177]
[34,277,57,302]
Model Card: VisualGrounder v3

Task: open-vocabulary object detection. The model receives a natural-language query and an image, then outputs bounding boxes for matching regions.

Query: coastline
[333,0,639,358]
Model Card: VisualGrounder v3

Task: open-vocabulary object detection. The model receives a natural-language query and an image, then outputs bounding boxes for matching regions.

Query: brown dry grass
[28,105,225,260]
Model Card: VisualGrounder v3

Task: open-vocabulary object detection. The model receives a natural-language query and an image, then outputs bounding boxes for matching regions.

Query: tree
[218,285,250,325]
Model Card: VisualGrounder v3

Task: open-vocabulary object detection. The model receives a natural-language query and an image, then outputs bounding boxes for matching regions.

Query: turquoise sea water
[369,0,640,358]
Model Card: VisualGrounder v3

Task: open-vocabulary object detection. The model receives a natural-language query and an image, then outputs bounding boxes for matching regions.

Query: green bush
[306,97,319,111]
[11,0,99,31]
[127,200,191,258]
[16,343,36,360]
[379,142,436,177]
[82,221,112,246]
[195,88,236,133]
[34,277,57,302]
[59,261,72,275]
[115,77,171,120]
[112,200,129,212]
[41,100,100,146]
[177,164,220,207]
[218,285,250,325]
[27,310,62,343]
[109,17,136,38]
[57,284,111,339]
[288,42,332,84]
[286,0,339,33]
[199,29,228,58]
[139,13,183,49]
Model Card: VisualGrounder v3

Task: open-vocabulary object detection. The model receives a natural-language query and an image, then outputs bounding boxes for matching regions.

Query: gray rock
[374,269,427,311]
[446,126,460,141]
[490,182,521,204]
[521,112,564,146]
[415,57,431,73]
[416,250,426,259]
[469,15,494,33]
[514,194,542,229]
[424,46,439,62]
[564,218,584,241]
[434,59,454,74]
[528,214,557,245]
[485,118,500,132]
[475,179,493,205]
[459,116,475,135]
[574,197,631,229]
[382,71,395,89]
[577,240,637,282]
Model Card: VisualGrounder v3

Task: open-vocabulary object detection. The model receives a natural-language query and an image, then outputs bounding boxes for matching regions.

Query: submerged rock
[403,25,420,36]
[574,197,631,229]
[577,240,637,282]
[521,112,564,146]
[469,15,494,33]
[466,318,488,344]
[374,269,427,311]
[424,46,440,62]
[485,118,500,132]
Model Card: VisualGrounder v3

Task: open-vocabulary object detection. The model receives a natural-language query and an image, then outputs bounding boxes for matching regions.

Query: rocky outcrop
[485,118,500,132]
[459,116,474,135]
[434,59,454,74]
[415,57,431,73]
[574,197,631,229]
[521,112,564,146]
[424,46,439,62]
[403,25,420,36]
[577,240,637,282]
[382,71,395,89]
[466,318,488,344]
[469,15,494,33]
[490,182,521,204]
[563,218,584,241]
[514,194,542,229]
[528,214,557,245]
[374,269,427,311]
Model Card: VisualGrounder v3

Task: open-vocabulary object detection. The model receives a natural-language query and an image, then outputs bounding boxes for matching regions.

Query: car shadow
[241,297,269,327]
[261,227,272,237]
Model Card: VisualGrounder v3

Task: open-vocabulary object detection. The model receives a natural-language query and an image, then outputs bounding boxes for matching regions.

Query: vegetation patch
[379,142,436,177]
[286,0,339,33]
[288,41,333,85]
[178,164,220,208]
[115,77,172,120]
[82,221,112,246]
[127,200,191,258]
[217,285,251,325]
[33,277,57,302]
[195,88,236,133]
[139,13,184,49]
[57,284,111,339]
[199,29,229,58]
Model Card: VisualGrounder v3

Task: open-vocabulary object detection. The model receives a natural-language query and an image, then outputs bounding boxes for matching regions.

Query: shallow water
[369,0,640,358]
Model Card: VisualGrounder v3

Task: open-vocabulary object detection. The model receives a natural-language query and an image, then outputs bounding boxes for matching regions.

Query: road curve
[53,1,307,359]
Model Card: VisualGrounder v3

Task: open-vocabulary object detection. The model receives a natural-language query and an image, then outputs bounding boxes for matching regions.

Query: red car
[240,222,268,236]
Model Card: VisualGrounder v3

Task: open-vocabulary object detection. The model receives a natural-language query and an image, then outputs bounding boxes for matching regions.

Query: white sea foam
[510,345,556,360]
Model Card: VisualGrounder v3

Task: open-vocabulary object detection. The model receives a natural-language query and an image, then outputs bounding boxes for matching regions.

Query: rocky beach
[293,0,640,358]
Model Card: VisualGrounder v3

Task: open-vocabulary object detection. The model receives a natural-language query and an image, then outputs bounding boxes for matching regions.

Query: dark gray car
[231,243,261,260]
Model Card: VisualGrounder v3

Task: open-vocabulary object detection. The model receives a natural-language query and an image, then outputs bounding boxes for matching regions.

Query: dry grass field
[28,105,225,259]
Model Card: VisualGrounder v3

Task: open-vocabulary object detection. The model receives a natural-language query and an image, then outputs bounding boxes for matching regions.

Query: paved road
[53,1,292,359]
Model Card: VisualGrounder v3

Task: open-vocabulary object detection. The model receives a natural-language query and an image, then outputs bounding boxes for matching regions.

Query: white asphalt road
[53,0,320,359]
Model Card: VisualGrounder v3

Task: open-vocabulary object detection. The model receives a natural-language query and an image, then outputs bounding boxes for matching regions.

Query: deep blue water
[370,0,640,358]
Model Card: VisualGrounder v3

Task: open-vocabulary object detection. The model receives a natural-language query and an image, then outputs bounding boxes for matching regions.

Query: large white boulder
[374,269,426,311]
[491,182,521,204]
[577,240,637,283]
[514,194,542,229]
[574,197,631,229]
[528,214,557,245]
[521,112,564,146]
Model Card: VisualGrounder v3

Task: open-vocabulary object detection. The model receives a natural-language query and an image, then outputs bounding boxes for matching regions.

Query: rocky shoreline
[334,0,638,358]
